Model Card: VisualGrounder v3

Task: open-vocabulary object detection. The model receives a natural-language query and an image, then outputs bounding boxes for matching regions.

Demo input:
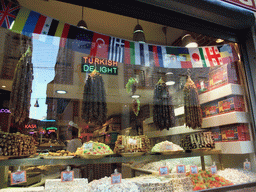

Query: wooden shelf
[0,150,221,167]
[202,111,250,128]
[199,84,244,104]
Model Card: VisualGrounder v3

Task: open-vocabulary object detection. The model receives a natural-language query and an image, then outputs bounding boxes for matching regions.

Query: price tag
[165,143,173,151]
[176,165,186,174]
[190,165,198,174]
[210,165,217,174]
[111,173,122,184]
[159,166,169,176]
[83,142,93,150]
[244,161,251,170]
[128,138,137,145]
[61,171,74,182]
[11,171,27,185]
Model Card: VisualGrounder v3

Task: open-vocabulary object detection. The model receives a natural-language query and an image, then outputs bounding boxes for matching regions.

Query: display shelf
[0,151,220,167]
[144,125,202,138]
[202,111,250,128]
[28,172,60,188]
[199,84,244,104]
[215,141,254,154]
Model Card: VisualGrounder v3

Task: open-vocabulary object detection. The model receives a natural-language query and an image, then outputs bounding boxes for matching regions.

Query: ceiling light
[216,39,224,43]
[166,72,173,75]
[1,85,6,88]
[131,95,140,99]
[182,34,198,48]
[77,7,88,29]
[56,90,67,94]
[133,19,145,43]
[166,81,175,86]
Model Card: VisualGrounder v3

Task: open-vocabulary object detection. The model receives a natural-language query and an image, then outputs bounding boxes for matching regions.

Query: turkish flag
[90,33,110,59]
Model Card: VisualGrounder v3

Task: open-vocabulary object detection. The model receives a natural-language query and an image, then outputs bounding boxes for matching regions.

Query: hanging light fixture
[133,19,145,43]
[182,34,198,48]
[77,7,88,29]
[34,99,39,108]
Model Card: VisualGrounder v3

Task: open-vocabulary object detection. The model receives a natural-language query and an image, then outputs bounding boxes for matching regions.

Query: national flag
[124,40,131,64]
[33,15,47,34]
[129,42,150,66]
[90,33,109,59]
[188,48,205,68]
[148,45,164,67]
[10,7,30,34]
[0,0,20,29]
[34,17,53,42]
[108,37,125,63]
[59,23,70,48]
[21,11,40,37]
[165,47,180,68]
[165,47,192,68]
[40,17,53,35]
[139,43,150,66]
[178,48,192,68]
[68,26,94,54]
[47,19,59,36]
[218,44,233,64]
[200,46,223,67]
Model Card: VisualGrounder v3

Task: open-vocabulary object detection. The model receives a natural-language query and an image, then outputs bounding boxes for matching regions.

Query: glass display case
[0,0,256,191]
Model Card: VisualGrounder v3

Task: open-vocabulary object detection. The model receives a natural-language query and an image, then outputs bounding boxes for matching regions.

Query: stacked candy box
[76,141,113,159]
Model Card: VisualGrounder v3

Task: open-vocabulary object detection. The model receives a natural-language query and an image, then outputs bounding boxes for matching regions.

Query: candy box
[201,101,219,118]
[195,79,209,94]
[218,96,245,114]
[221,124,250,142]
[211,128,222,142]
[208,62,240,91]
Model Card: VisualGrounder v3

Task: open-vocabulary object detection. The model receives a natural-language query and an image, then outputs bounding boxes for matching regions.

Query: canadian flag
[203,46,223,67]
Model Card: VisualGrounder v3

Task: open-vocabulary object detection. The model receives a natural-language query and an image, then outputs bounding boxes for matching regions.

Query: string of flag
[0,0,239,68]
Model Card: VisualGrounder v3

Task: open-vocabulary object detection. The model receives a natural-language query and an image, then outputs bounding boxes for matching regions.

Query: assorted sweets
[39,150,76,157]
[151,141,184,153]
[76,141,113,156]
[128,174,193,192]
[181,132,215,151]
[88,176,140,192]
[217,168,256,184]
[186,170,233,191]
[0,131,37,156]
[114,135,151,154]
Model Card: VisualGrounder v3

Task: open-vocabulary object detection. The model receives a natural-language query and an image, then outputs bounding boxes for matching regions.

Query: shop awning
[136,0,255,30]
[56,0,255,41]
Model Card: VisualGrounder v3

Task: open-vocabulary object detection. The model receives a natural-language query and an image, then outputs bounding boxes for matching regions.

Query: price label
[159,166,169,176]
[244,161,251,170]
[83,143,93,150]
[111,173,122,184]
[190,165,198,174]
[210,165,217,174]
[128,138,137,145]
[165,144,173,151]
[176,165,186,174]
[61,171,74,182]
[11,171,27,185]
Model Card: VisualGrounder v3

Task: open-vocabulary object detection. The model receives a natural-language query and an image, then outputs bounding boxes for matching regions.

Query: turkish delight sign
[81,57,118,75]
